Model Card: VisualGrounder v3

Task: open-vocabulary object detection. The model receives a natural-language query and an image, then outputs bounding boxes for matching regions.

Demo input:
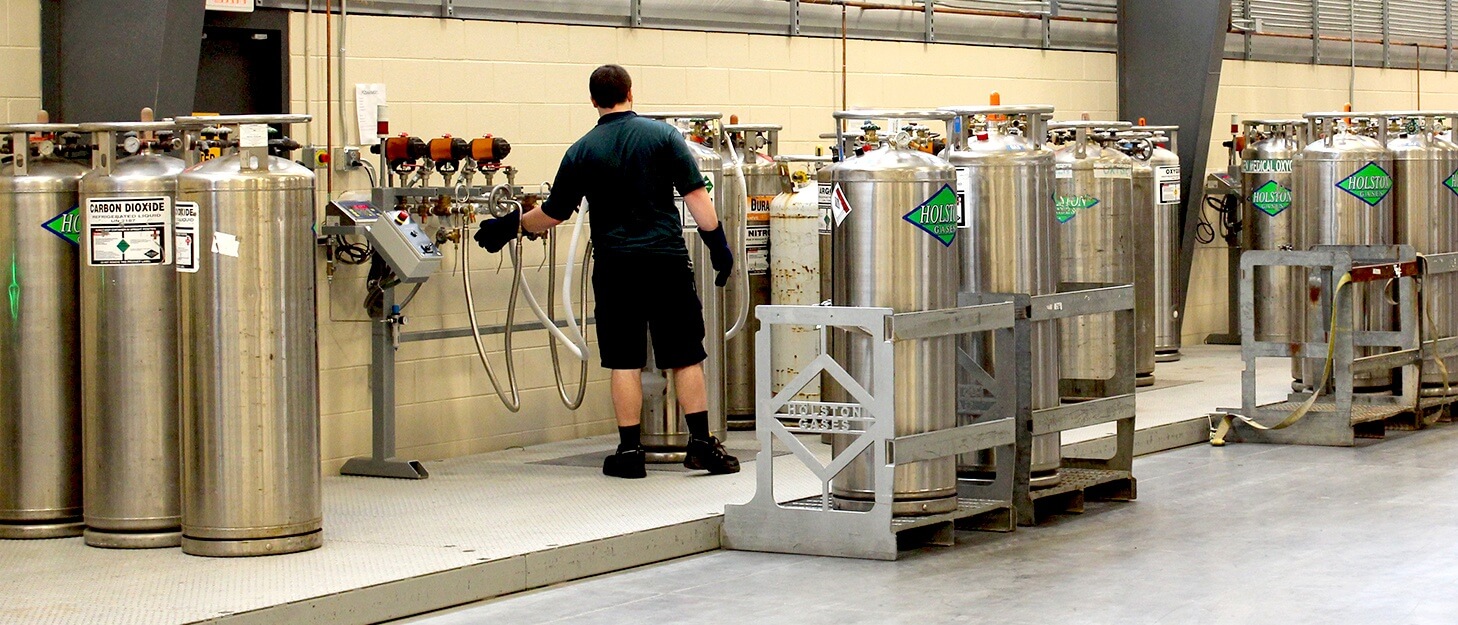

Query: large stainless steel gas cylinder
[175,115,320,557]
[1132,125,1183,364]
[1051,121,1135,397]
[1388,112,1458,392]
[1121,132,1160,386]
[828,111,959,515]
[1240,120,1303,378]
[638,113,729,460]
[768,158,828,402]
[722,124,780,428]
[78,121,185,549]
[0,123,87,539]
[942,105,1062,488]
[1295,113,1395,390]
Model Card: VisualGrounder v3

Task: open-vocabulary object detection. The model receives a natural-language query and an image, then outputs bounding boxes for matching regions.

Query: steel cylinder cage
[722,281,1137,559]
[258,0,1117,51]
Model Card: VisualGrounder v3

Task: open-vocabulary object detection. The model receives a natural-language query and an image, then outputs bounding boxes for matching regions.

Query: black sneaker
[684,436,741,474]
[603,447,646,479]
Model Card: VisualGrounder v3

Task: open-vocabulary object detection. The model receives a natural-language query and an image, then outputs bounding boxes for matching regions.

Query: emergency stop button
[394,211,409,225]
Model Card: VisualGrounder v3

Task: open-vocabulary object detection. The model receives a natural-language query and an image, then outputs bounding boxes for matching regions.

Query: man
[475,64,741,480]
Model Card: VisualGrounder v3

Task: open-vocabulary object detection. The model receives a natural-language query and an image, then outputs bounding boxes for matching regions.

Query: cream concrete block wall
[0,0,41,123]
[1183,59,1448,345]
[289,12,1118,471]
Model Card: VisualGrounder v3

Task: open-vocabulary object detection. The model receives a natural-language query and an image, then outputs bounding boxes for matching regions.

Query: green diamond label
[1055,195,1099,223]
[903,184,959,247]
[1445,168,1458,197]
[41,206,81,245]
[1250,180,1292,217]
[1335,161,1392,206]
[116,239,130,253]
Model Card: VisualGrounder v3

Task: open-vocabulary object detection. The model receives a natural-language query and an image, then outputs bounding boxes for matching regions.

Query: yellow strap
[1211,273,1353,446]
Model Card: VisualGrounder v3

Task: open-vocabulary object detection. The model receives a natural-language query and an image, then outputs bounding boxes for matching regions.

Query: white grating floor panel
[0,433,828,625]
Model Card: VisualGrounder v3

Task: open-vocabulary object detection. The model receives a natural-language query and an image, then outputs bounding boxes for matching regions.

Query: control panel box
[324,199,443,282]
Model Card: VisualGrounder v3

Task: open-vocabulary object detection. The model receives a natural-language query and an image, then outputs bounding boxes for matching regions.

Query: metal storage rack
[971,284,1139,526]
[723,301,1019,561]
[1214,245,1458,446]
[722,283,1139,558]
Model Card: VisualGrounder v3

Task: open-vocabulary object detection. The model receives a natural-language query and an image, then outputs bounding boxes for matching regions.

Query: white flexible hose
[722,136,753,340]
[513,199,591,361]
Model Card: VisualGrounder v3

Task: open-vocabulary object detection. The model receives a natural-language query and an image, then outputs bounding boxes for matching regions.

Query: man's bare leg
[611,369,643,428]
[671,363,708,415]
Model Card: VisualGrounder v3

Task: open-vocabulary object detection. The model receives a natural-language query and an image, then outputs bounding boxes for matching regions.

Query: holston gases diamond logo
[1446,168,1458,198]
[903,184,959,247]
[41,206,81,245]
[1055,195,1099,223]
[1250,180,1292,217]
[1335,161,1393,207]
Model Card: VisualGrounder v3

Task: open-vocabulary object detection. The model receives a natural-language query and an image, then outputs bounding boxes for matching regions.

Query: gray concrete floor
[398,425,1458,625]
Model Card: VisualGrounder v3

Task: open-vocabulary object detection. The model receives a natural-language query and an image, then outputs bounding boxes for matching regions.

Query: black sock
[618,424,641,452]
[685,411,710,441]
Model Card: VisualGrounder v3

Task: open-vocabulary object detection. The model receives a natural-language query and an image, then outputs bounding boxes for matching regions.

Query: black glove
[474,210,520,253]
[697,222,734,287]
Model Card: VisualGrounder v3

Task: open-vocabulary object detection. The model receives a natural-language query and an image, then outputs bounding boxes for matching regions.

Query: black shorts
[592,254,708,370]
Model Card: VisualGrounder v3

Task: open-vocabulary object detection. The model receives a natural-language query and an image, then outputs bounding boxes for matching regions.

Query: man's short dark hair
[590,65,632,108]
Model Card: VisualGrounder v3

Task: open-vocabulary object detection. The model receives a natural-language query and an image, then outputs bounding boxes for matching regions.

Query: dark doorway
[193,10,290,116]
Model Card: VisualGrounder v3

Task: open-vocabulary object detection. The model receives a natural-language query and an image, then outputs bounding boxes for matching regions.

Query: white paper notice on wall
[212,231,241,258]
[356,84,387,145]
[206,0,253,12]
[238,124,268,148]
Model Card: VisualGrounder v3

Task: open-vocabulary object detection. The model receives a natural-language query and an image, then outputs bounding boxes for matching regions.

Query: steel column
[1117,0,1231,340]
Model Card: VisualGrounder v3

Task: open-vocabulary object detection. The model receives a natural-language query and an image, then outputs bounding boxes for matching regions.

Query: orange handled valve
[470,135,512,166]
[428,135,470,173]
[377,134,428,168]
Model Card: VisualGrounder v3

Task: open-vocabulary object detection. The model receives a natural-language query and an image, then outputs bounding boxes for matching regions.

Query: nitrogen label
[84,196,172,266]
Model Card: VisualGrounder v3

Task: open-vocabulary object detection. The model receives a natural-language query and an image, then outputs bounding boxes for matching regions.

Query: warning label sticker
[41,206,81,245]
[175,201,199,273]
[830,184,853,227]
[85,196,172,266]
[677,173,717,231]
[818,184,833,234]
[1156,165,1182,205]
[746,195,771,276]
[903,184,959,247]
[955,167,972,229]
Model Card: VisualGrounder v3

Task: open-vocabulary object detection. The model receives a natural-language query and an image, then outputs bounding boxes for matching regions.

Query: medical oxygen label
[84,196,172,266]
[1242,159,1293,174]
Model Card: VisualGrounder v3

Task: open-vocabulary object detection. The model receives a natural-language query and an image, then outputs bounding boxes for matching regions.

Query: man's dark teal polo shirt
[540,111,708,258]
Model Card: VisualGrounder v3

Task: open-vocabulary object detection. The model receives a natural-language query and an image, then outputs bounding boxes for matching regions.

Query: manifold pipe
[461,223,523,412]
